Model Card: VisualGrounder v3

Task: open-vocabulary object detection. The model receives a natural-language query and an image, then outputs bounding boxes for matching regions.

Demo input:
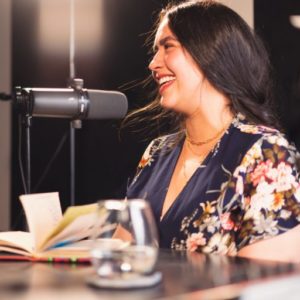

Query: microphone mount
[14,78,89,123]
[13,79,128,121]
[69,78,84,129]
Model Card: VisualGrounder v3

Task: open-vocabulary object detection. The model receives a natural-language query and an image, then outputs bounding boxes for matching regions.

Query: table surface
[0,250,299,300]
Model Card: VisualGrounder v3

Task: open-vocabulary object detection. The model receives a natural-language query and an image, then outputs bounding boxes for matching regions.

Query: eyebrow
[153,36,178,51]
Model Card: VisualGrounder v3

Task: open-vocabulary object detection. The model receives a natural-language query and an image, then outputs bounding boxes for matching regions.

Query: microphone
[14,87,128,120]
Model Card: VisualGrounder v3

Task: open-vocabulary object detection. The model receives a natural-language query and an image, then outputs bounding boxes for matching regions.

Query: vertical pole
[69,0,76,206]
[25,115,31,194]
[69,0,75,79]
[70,122,75,206]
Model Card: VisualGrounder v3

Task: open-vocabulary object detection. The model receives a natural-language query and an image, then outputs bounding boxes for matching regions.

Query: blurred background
[0,0,300,231]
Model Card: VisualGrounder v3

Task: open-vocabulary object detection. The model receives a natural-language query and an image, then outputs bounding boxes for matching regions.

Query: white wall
[0,0,11,230]
[221,0,254,28]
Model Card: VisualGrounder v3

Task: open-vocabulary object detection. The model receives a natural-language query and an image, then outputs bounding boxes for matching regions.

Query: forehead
[154,18,175,45]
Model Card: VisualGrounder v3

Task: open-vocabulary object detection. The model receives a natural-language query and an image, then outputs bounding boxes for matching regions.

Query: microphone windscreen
[87,90,128,120]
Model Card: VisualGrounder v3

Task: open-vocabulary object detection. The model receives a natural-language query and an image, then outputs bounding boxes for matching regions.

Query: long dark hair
[123,0,280,138]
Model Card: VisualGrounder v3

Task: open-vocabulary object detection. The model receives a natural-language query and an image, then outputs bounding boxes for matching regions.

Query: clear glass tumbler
[90,199,159,279]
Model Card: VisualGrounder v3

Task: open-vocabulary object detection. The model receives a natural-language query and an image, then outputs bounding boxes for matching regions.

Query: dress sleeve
[232,133,300,251]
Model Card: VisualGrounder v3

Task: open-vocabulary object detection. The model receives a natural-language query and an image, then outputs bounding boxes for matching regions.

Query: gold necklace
[185,119,232,146]
[186,139,210,157]
[182,117,233,183]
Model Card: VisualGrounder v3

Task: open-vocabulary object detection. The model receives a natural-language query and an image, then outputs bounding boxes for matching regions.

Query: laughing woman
[126,0,300,262]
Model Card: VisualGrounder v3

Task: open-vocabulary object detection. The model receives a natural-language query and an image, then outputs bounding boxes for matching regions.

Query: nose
[148,50,162,72]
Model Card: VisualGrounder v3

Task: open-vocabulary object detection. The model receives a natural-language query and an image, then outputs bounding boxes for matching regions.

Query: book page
[0,231,34,254]
[37,239,124,260]
[19,192,63,250]
[39,203,98,251]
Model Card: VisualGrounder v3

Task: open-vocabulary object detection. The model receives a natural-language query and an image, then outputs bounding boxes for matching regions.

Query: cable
[17,115,28,194]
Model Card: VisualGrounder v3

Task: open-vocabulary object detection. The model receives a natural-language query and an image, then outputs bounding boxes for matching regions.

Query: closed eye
[153,36,179,53]
[164,43,174,50]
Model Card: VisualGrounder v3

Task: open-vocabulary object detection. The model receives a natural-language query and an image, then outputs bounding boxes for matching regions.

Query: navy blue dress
[126,114,300,254]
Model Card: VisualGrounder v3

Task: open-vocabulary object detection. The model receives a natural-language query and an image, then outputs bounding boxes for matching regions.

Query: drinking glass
[90,199,159,279]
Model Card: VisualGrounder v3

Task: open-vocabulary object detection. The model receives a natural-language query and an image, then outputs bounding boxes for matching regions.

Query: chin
[160,98,189,116]
[160,96,178,110]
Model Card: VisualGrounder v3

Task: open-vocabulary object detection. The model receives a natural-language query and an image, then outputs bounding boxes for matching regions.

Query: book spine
[37,257,91,264]
[0,255,90,264]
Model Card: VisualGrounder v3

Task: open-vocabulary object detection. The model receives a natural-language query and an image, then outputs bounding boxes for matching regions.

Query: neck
[185,109,234,144]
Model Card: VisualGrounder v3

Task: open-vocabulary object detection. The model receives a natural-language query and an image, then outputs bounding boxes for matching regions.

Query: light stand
[14,86,32,195]
[68,78,84,206]
[69,0,77,206]
[12,0,128,204]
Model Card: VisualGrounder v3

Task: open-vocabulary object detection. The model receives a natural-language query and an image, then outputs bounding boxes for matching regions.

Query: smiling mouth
[158,76,175,91]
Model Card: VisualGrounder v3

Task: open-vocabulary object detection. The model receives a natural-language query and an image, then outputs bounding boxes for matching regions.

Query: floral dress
[126,115,300,255]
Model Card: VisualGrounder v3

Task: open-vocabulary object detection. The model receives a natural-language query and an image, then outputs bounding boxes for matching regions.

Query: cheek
[165,50,188,71]
[165,55,178,72]
[185,69,204,96]
[175,62,203,91]
[178,74,203,101]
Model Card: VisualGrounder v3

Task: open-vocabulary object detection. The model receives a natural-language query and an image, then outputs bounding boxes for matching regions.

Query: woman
[126,0,300,262]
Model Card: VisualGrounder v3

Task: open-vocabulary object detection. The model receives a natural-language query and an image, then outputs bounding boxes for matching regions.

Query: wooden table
[0,250,299,300]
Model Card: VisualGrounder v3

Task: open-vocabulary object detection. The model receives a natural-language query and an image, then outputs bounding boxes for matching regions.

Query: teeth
[158,76,175,85]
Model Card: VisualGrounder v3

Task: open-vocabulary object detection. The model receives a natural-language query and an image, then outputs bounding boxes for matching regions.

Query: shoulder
[151,132,182,148]
[129,132,182,186]
[137,132,182,169]
[143,132,182,157]
[233,113,281,137]
[230,115,300,197]
[231,117,300,204]
[232,114,298,161]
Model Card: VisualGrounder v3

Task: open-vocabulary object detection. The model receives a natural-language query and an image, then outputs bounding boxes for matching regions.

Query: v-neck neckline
[159,138,213,222]
[159,120,235,222]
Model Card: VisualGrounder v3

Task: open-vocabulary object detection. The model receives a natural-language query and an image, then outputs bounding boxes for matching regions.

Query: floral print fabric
[126,115,300,254]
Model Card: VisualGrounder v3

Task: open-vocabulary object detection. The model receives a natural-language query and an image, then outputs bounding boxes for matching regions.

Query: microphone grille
[87,89,128,120]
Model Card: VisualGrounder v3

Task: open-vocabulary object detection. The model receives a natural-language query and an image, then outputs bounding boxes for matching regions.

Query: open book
[0,192,101,262]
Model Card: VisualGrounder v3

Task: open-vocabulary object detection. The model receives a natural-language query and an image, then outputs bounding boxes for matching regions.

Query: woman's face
[149,18,205,116]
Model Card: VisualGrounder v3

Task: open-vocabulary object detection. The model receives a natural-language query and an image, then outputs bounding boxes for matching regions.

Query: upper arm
[232,134,300,257]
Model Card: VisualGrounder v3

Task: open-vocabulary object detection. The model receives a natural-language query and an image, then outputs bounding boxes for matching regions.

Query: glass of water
[90,199,159,279]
